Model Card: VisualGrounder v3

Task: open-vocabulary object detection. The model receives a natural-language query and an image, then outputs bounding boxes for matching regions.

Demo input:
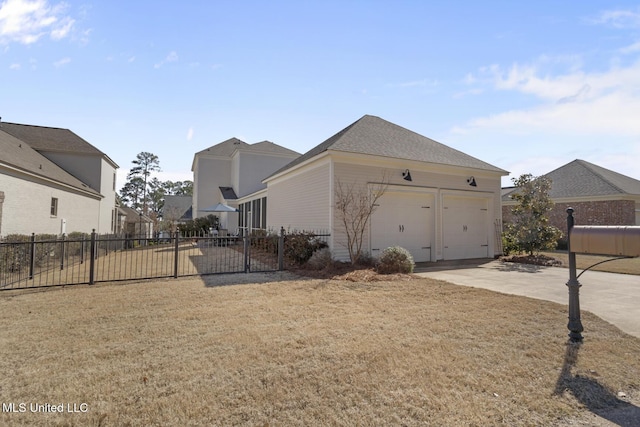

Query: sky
[1,0,640,189]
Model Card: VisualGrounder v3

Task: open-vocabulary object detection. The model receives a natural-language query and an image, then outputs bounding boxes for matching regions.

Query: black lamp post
[566,208,584,342]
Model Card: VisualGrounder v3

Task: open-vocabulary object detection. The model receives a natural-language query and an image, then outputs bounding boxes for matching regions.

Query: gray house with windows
[191,138,300,233]
[0,121,119,236]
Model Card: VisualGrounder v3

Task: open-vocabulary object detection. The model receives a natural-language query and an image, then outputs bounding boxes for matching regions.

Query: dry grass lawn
[1,272,639,426]
[540,251,640,275]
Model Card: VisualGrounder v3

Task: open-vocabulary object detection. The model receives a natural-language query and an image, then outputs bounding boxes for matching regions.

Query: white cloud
[9,62,19,69]
[619,41,640,54]
[52,56,69,67]
[186,127,194,141]
[456,58,640,137]
[0,0,75,45]
[591,8,640,29]
[154,50,178,68]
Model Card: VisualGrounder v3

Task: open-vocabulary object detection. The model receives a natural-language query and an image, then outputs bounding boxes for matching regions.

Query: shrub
[376,246,414,274]
[305,247,333,270]
[284,231,328,265]
[355,251,376,268]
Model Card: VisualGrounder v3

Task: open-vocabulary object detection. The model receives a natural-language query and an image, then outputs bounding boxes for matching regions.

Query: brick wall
[502,199,636,234]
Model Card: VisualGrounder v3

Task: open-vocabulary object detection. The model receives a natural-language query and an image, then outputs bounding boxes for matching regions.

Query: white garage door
[443,196,489,260]
[371,192,434,262]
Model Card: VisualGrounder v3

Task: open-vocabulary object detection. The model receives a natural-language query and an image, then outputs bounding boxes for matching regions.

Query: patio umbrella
[201,203,238,212]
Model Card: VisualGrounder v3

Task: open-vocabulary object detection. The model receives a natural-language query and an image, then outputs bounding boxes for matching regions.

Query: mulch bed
[501,254,563,267]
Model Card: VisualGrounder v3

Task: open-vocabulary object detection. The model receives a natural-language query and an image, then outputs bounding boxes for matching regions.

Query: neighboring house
[161,195,193,230]
[263,115,509,262]
[0,121,119,236]
[191,138,300,232]
[120,205,154,238]
[502,159,640,232]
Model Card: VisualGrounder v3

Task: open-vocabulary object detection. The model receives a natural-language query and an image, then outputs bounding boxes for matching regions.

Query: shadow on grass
[555,341,640,426]
[199,271,313,287]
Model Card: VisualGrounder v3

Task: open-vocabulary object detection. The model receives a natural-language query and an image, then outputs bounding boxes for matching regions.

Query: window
[261,197,267,230]
[113,172,117,191]
[50,197,58,217]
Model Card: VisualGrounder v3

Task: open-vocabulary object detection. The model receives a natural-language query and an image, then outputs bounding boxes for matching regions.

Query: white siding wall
[98,158,117,233]
[331,159,503,261]
[236,151,298,198]
[0,172,101,236]
[193,156,231,218]
[267,161,331,233]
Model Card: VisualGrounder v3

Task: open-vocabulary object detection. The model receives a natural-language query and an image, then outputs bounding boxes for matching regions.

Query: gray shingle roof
[219,186,238,200]
[195,138,249,157]
[162,195,193,220]
[501,159,640,202]
[547,159,640,198]
[194,138,300,158]
[249,141,300,157]
[0,122,117,167]
[268,115,507,179]
[0,129,101,196]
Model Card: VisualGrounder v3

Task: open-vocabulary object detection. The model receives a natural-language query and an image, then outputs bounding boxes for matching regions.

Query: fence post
[566,208,583,342]
[29,233,36,280]
[173,231,179,278]
[243,234,249,273]
[278,227,285,271]
[60,233,66,270]
[80,235,85,264]
[89,229,96,285]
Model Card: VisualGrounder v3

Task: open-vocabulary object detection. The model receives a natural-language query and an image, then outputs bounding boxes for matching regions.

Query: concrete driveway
[416,260,640,339]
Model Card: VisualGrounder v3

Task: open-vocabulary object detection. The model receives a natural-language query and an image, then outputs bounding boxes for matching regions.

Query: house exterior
[161,195,193,231]
[263,115,509,262]
[502,159,640,231]
[0,121,119,236]
[191,138,300,232]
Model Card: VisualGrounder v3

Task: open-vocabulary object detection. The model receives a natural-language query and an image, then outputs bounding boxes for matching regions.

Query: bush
[284,231,328,265]
[355,251,376,268]
[305,247,333,270]
[376,246,414,274]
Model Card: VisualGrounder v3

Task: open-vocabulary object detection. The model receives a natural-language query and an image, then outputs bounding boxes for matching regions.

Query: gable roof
[0,128,101,197]
[194,137,249,157]
[162,195,193,221]
[247,140,300,157]
[546,159,640,198]
[268,115,507,179]
[502,159,640,202]
[0,122,118,167]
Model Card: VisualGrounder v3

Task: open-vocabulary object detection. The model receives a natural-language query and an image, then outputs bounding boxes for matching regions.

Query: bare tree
[334,173,388,264]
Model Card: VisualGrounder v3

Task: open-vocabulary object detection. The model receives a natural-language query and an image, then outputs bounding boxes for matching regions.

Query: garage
[370,191,434,262]
[442,195,489,260]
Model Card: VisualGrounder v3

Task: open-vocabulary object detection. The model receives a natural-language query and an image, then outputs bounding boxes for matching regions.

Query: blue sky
[2,0,640,189]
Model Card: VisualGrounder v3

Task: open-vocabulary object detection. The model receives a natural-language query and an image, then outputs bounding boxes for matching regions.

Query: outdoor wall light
[402,169,412,181]
[467,176,477,186]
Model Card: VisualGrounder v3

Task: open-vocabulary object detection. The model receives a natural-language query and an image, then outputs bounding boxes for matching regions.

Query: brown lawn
[540,251,640,275]
[1,272,639,426]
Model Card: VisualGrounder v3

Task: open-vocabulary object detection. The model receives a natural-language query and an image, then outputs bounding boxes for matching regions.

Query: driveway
[416,260,640,339]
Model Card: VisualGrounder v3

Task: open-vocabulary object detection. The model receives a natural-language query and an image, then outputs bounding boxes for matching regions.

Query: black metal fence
[0,229,330,291]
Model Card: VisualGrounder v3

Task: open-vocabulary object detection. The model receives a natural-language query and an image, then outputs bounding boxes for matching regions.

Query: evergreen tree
[504,174,562,255]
